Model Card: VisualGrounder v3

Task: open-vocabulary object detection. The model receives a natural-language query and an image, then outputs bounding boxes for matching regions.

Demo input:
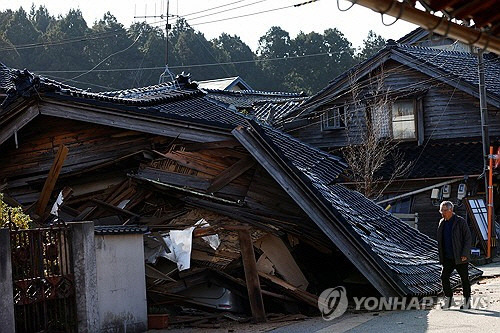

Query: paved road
[271,260,500,333]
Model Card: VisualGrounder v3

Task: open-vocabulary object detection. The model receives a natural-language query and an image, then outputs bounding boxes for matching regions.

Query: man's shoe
[441,297,453,309]
[460,298,471,309]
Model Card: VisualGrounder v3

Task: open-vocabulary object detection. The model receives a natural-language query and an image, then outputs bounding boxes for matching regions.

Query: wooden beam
[90,199,140,218]
[237,228,266,323]
[39,102,231,143]
[35,144,69,216]
[183,139,241,151]
[347,0,500,55]
[207,156,255,193]
[0,105,39,146]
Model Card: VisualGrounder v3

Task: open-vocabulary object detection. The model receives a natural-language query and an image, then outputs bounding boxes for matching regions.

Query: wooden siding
[0,115,164,183]
[290,60,500,148]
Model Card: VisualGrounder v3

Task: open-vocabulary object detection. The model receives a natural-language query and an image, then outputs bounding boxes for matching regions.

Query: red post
[487,146,494,258]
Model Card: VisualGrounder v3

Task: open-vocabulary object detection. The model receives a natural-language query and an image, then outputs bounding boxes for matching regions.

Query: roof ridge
[204,88,306,97]
[395,42,474,56]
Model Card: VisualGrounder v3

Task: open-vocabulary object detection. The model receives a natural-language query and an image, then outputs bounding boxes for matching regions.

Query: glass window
[392,100,416,139]
[321,106,345,130]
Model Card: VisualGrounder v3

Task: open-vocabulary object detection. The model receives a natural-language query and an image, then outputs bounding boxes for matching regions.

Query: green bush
[0,193,31,229]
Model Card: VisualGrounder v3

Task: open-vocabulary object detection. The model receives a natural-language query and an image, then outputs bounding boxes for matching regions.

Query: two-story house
[281,33,500,251]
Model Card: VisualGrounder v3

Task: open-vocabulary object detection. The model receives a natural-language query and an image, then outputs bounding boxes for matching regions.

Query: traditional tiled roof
[298,43,500,115]
[205,89,306,109]
[392,140,483,179]
[331,139,484,180]
[249,122,482,297]
[395,44,500,98]
[196,76,252,91]
[253,99,306,124]
[94,225,148,235]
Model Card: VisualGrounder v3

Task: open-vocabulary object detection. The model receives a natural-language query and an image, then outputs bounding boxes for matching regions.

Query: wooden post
[237,228,266,323]
[35,144,69,216]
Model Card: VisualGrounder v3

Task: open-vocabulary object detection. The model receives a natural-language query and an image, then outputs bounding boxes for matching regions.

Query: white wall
[95,234,147,333]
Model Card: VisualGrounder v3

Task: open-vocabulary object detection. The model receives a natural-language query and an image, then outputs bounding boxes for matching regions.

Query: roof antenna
[158,0,177,86]
[135,0,178,87]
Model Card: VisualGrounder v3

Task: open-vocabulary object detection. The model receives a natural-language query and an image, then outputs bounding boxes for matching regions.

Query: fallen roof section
[233,120,482,297]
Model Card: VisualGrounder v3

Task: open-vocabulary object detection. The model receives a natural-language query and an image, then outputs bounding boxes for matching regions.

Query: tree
[356,30,386,62]
[128,22,166,87]
[84,12,143,89]
[211,33,261,87]
[340,69,412,200]
[0,194,31,229]
[257,26,293,91]
[3,8,42,67]
[43,9,91,74]
[29,5,54,33]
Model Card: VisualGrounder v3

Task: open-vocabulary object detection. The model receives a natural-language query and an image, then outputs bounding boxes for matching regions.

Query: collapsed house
[0,64,482,324]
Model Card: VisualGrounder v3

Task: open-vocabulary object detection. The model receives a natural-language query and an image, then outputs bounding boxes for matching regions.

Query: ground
[150,261,500,333]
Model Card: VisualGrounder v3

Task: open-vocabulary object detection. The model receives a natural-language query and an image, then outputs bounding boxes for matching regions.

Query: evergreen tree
[356,30,386,62]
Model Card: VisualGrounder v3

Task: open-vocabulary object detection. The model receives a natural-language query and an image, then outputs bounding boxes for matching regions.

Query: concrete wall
[95,234,147,333]
[0,228,15,333]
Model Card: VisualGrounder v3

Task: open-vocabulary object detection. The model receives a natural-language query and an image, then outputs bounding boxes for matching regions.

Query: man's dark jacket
[437,214,472,265]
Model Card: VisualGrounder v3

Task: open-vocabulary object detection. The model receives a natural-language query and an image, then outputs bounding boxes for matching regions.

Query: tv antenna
[134,0,178,85]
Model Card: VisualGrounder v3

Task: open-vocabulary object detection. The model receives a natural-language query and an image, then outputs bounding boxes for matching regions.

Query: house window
[391,100,416,139]
[321,106,345,130]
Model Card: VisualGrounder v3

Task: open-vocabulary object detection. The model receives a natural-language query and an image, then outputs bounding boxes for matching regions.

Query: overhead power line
[150,0,320,28]
[33,50,344,74]
[187,0,270,22]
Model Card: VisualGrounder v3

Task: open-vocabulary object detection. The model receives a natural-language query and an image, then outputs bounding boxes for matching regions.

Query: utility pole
[478,49,494,258]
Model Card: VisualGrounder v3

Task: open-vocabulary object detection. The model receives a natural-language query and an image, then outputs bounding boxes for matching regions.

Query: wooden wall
[0,115,164,183]
[289,60,500,149]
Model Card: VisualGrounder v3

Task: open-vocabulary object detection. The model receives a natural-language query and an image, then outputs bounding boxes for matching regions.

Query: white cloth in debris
[50,191,65,216]
[195,218,220,250]
[162,227,195,271]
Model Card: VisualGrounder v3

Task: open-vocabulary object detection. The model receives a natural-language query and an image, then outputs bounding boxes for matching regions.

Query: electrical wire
[187,0,270,22]
[180,0,248,18]
[32,51,342,73]
[149,0,319,28]
[65,32,143,82]
[0,29,122,52]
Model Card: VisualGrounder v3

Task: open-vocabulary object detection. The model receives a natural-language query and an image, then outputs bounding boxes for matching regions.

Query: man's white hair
[440,201,454,211]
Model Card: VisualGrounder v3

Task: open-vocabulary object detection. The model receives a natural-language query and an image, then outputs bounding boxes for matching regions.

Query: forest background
[0,6,386,94]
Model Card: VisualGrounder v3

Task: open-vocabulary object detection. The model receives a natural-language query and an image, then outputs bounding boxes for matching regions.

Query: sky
[1,0,419,51]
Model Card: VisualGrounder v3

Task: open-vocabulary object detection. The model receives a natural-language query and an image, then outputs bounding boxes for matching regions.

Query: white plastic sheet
[162,227,195,271]
[195,218,220,250]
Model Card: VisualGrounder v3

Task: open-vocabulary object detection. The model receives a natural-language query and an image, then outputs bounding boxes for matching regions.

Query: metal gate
[10,223,77,333]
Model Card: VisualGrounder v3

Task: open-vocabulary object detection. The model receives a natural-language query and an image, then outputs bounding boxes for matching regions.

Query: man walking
[437,201,472,309]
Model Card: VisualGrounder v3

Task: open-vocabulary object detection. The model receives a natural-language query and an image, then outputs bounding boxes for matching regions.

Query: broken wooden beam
[237,227,266,323]
[207,156,256,193]
[35,144,69,216]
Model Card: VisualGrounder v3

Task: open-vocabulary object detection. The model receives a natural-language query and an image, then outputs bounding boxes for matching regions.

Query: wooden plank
[237,228,266,323]
[254,234,309,290]
[0,105,39,146]
[90,199,139,218]
[258,272,318,308]
[183,139,241,151]
[35,144,69,216]
[207,156,256,193]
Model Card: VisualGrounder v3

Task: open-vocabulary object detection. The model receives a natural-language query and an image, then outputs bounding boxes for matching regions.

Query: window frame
[320,105,346,131]
[390,99,418,141]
